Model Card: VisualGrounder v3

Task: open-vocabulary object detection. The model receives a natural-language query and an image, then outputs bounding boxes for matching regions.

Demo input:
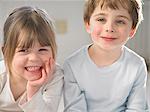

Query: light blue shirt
[63,45,147,112]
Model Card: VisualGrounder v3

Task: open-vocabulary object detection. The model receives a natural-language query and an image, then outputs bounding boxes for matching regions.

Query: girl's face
[86,5,135,51]
[11,40,53,82]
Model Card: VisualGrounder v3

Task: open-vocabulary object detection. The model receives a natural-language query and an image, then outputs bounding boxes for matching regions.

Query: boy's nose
[105,22,115,33]
[106,29,114,32]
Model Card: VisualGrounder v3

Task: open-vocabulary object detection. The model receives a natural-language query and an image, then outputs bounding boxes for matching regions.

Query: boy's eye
[116,20,126,25]
[97,18,106,23]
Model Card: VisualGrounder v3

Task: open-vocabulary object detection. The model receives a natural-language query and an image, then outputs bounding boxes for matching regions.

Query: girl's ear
[85,22,91,33]
[1,46,4,54]
[129,28,136,38]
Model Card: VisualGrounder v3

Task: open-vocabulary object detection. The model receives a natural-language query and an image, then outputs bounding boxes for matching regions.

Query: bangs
[17,21,52,49]
[98,0,129,10]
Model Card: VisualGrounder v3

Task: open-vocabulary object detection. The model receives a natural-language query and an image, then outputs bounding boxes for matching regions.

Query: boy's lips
[101,36,117,41]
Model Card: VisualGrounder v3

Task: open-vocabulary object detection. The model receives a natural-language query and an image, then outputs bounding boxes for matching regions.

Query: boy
[63,0,147,111]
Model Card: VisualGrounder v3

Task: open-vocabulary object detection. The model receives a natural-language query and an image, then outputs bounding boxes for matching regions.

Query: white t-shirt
[63,45,147,112]
[0,60,64,112]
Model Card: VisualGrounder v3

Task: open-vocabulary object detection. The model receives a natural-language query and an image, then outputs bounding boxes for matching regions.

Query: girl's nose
[28,52,40,61]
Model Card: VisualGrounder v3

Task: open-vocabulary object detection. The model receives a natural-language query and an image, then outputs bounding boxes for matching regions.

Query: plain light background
[0,1,150,111]
[0,0,150,65]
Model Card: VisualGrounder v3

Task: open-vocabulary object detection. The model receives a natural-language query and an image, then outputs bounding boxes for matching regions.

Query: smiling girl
[0,6,63,112]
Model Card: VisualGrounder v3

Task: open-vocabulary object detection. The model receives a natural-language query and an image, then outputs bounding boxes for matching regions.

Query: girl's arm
[26,58,55,100]
[63,61,88,112]
[18,65,64,112]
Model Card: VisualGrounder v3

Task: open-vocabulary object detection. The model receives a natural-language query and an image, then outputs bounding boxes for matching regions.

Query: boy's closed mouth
[101,36,117,41]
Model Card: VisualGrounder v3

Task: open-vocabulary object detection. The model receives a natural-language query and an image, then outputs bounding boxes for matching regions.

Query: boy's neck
[88,45,123,67]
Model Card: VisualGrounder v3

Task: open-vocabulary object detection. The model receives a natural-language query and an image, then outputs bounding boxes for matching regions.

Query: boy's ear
[129,28,136,38]
[85,22,91,33]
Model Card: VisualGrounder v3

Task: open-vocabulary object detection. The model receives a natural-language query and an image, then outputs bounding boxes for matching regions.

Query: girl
[0,6,63,112]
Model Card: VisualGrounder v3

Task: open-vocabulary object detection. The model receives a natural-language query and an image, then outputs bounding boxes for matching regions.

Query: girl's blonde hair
[84,0,143,29]
[3,6,57,73]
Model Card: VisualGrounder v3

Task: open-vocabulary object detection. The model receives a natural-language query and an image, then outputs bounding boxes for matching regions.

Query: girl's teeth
[26,66,41,71]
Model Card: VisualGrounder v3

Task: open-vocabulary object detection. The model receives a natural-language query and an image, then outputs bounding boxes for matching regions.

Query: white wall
[0,3,3,59]
[126,1,150,62]
[0,3,3,46]
[0,0,150,65]
[146,1,150,62]
[143,2,150,59]
[0,0,91,64]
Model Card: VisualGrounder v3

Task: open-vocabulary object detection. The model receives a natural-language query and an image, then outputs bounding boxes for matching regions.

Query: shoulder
[124,46,145,65]
[54,64,64,78]
[0,59,7,81]
[124,47,147,79]
[0,59,6,74]
[0,60,7,93]
[50,64,64,84]
[41,63,64,91]
[63,45,88,67]
[0,73,7,92]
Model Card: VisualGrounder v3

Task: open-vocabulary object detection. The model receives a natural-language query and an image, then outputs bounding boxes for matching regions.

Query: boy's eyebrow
[94,13,131,20]
[117,15,131,21]
[94,12,106,17]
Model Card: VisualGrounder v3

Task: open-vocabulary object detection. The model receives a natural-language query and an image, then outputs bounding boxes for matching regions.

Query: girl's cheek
[43,57,51,65]
[43,59,49,66]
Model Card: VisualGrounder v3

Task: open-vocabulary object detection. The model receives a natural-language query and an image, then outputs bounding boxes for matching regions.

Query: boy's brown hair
[83,0,143,29]
[3,6,57,73]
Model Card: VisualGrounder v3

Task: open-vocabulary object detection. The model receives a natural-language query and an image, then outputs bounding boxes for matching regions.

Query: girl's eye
[18,49,28,52]
[39,48,48,52]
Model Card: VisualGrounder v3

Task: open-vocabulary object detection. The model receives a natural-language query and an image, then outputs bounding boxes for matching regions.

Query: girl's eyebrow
[40,46,51,49]
[16,46,24,48]
[40,45,50,47]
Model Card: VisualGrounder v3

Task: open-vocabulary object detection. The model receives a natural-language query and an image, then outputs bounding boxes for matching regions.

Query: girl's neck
[9,73,27,101]
[88,45,123,67]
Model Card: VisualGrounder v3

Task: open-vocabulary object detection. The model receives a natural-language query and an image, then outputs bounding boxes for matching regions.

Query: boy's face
[85,5,135,51]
